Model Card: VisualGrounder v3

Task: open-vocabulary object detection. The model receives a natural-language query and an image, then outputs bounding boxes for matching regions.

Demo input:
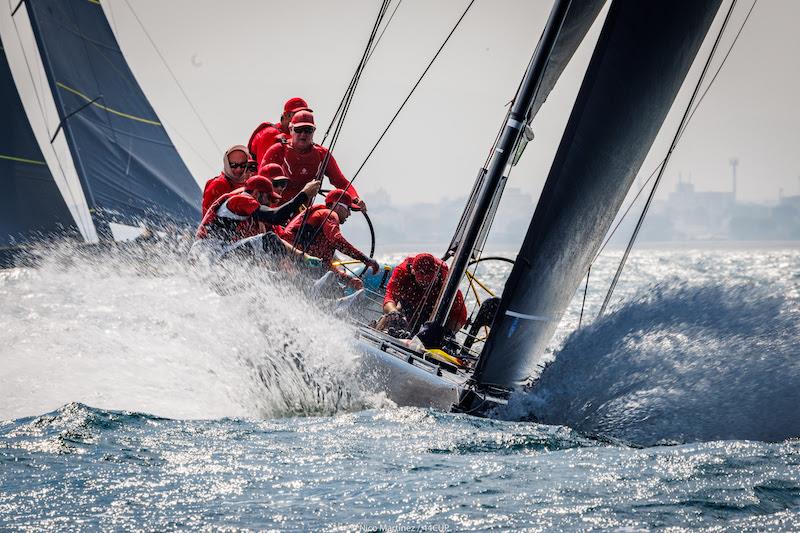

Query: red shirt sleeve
[320,211,367,261]
[317,146,359,200]
[384,258,411,306]
[226,195,260,216]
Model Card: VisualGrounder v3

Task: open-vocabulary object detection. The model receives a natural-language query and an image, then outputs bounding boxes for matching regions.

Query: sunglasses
[246,163,258,171]
[273,181,288,188]
[294,126,315,135]
[229,162,248,169]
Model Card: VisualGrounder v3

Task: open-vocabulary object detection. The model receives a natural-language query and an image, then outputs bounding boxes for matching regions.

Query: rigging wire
[578,264,591,328]
[597,0,745,317]
[288,1,391,253]
[366,0,403,64]
[120,0,222,156]
[294,0,476,266]
[593,0,757,267]
[320,0,400,146]
[349,0,477,183]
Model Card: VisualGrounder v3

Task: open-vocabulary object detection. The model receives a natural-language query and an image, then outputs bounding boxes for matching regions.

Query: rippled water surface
[2,242,799,530]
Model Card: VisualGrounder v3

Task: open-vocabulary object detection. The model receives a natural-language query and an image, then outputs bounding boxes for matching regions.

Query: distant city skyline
[99,0,800,208]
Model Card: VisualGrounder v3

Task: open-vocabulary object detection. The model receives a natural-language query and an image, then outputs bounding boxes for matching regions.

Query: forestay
[473,0,724,391]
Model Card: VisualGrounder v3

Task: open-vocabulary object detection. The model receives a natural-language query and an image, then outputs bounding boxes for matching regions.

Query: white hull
[354,328,468,411]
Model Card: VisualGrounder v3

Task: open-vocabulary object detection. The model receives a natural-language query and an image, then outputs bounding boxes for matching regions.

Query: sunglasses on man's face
[229,162,248,169]
[246,163,258,171]
[294,127,315,135]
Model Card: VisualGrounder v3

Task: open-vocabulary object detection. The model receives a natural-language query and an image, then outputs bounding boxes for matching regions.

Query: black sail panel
[0,37,76,247]
[475,0,723,390]
[24,0,200,230]
[526,0,606,122]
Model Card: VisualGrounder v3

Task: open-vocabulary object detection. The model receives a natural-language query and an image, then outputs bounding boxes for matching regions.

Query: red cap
[411,253,440,284]
[284,97,309,114]
[290,110,315,129]
[259,163,288,181]
[245,176,280,201]
[325,188,357,210]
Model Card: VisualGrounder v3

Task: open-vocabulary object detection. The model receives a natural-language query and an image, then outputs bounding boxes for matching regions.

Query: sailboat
[0,0,200,264]
[354,0,725,413]
[3,0,728,417]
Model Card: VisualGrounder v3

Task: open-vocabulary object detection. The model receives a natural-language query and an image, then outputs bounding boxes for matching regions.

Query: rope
[594,0,758,264]
[121,0,222,155]
[350,0,476,183]
[289,1,391,254]
[598,0,743,317]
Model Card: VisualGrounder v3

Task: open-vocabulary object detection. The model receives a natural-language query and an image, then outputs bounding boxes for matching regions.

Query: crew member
[192,175,320,262]
[282,188,379,289]
[378,253,467,338]
[257,163,294,235]
[247,97,310,164]
[201,145,252,215]
[259,110,366,212]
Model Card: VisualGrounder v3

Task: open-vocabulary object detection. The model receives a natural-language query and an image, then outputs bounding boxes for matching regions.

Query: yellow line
[56,82,162,126]
[465,271,496,297]
[87,0,101,5]
[0,154,47,166]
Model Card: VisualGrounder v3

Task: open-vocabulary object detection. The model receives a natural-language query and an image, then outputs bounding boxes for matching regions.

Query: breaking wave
[498,280,800,446]
[0,238,387,421]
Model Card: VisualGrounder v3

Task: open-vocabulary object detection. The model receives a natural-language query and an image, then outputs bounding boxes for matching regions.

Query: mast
[456,0,724,410]
[430,0,573,333]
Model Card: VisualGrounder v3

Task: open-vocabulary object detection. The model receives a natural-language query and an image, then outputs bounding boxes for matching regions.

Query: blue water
[2,243,799,530]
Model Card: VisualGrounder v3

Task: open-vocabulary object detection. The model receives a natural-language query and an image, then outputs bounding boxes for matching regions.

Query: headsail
[22,0,200,234]
[0,36,75,247]
[471,0,724,392]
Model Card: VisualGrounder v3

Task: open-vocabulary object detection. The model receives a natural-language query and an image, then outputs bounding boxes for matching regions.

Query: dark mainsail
[22,0,200,233]
[471,0,724,392]
[0,37,76,248]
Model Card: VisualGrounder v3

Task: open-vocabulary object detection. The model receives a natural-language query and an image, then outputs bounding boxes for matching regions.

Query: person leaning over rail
[247,97,310,164]
[377,253,467,339]
[259,110,366,212]
[201,145,254,215]
[190,175,321,265]
[282,188,379,290]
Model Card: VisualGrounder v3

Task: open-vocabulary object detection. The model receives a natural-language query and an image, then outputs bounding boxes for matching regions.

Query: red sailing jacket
[202,173,239,216]
[282,204,367,264]
[196,188,261,241]
[247,121,287,164]
[384,256,468,328]
[259,141,359,205]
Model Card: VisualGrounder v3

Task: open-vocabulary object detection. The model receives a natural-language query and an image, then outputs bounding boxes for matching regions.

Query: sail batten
[473,0,724,392]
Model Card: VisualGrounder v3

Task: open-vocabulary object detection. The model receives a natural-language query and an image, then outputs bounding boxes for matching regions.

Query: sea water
[1,242,799,531]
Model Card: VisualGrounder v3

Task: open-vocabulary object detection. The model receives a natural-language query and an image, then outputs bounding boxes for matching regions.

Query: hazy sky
[101,0,800,206]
